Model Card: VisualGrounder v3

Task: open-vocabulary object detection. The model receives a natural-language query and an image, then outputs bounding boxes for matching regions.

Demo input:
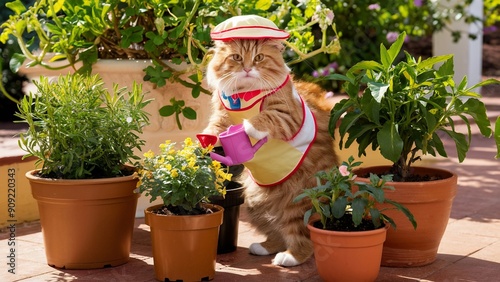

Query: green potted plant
[328,32,500,267]
[16,73,150,269]
[135,137,231,281]
[294,156,416,282]
[1,0,339,130]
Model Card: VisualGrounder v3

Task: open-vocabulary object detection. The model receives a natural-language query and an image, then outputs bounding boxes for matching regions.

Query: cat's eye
[254,54,264,62]
[232,54,242,61]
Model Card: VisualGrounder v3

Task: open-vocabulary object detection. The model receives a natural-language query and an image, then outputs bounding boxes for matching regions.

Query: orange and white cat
[202,16,338,267]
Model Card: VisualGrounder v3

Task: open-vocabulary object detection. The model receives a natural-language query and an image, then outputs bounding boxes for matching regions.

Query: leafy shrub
[16,74,150,179]
[136,138,231,213]
[294,0,486,91]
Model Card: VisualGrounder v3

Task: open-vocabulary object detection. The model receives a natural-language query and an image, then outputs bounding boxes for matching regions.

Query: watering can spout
[209,152,234,166]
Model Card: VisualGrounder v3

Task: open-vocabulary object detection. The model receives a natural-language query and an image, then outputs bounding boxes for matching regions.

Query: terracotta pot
[354,166,457,267]
[26,169,139,269]
[145,203,223,281]
[308,221,388,282]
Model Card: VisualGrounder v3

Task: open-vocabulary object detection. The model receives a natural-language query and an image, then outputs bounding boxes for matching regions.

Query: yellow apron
[219,76,317,186]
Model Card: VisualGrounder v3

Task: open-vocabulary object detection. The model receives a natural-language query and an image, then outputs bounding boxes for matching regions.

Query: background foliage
[293,0,499,91]
[1,0,499,121]
[0,0,33,121]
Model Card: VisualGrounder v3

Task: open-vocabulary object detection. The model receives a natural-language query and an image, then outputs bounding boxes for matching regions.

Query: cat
[202,38,339,267]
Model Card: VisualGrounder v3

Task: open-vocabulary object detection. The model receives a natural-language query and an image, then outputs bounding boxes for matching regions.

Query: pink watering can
[197,124,267,166]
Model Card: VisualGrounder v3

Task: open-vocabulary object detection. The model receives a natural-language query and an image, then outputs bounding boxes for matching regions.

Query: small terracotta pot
[145,203,223,281]
[354,166,457,267]
[27,170,139,269]
[308,221,388,282]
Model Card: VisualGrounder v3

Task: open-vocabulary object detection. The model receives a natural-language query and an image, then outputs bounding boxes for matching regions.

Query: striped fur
[203,39,339,266]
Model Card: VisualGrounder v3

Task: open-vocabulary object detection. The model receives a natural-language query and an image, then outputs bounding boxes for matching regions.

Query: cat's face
[207,39,290,94]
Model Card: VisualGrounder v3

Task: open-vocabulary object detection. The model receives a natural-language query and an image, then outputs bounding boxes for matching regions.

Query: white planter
[20,59,213,217]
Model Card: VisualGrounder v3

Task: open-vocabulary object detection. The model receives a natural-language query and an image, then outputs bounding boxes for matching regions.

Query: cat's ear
[266,39,286,53]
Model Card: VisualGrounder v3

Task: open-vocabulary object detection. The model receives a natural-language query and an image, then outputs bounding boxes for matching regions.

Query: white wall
[432,0,484,85]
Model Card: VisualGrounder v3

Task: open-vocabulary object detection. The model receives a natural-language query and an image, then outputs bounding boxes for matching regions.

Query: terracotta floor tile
[438,225,499,260]
[446,218,500,238]
[469,240,500,263]
[425,255,500,281]
[3,129,500,281]
[376,258,452,281]
[1,260,52,281]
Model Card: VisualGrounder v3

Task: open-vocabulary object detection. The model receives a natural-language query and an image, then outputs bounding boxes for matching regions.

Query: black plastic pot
[209,181,245,254]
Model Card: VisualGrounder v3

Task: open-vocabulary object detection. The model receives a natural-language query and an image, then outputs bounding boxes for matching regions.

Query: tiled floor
[1,85,500,281]
[2,128,500,281]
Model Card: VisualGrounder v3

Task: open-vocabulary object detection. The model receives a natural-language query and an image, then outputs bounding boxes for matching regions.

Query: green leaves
[295,157,415,230]
[159,98,196,130]
[329,31,500,180]
[5,0,26,15]
[9,53,26,73]
[377,122,403,163]
[255,0,272,10]
[367,81,389,103]
[496,117,500,159]
[380,32,405,70]
[1,0,340,130]
[15,74,150,179]
[120,26,145,49]
[136,139,231,211]
[144,63,172,87]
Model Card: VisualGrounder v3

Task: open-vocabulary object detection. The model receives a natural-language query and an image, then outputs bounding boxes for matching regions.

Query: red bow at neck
[229,75,290,102]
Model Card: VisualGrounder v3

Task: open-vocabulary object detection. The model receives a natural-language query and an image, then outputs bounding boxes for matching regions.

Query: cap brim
[211,26,290,40]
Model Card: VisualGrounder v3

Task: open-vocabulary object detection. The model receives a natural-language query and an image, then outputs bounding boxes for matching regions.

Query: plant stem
[0,70,20,104]
[175,112,183,130]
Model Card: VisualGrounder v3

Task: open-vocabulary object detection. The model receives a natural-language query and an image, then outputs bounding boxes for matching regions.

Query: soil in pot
[314,213,383,232]
[359,167,445,182]
[151,204,218,216]
[33,165,136,179]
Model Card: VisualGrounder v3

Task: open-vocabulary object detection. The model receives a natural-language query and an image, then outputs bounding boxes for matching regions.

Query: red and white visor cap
[211,15,290,41]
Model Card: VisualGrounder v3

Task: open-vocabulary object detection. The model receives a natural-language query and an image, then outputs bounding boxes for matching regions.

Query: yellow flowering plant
[135,137,232,214]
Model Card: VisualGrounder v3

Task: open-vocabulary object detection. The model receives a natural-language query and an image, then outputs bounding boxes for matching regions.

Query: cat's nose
[243,68,252,73]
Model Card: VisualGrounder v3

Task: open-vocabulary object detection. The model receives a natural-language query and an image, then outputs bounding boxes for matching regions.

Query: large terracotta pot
[26,169,139,269]
[354,166,457,267]
[145,203,223,281]
[308,221,388,282]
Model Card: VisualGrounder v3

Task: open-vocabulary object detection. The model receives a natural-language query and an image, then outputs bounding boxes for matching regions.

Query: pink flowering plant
[294,156,416,231]
[135,137,232,214]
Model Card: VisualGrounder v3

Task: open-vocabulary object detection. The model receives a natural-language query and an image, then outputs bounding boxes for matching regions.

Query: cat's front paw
[249,243,271,256]
[272,251,300,267]
[243,119,268,140]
